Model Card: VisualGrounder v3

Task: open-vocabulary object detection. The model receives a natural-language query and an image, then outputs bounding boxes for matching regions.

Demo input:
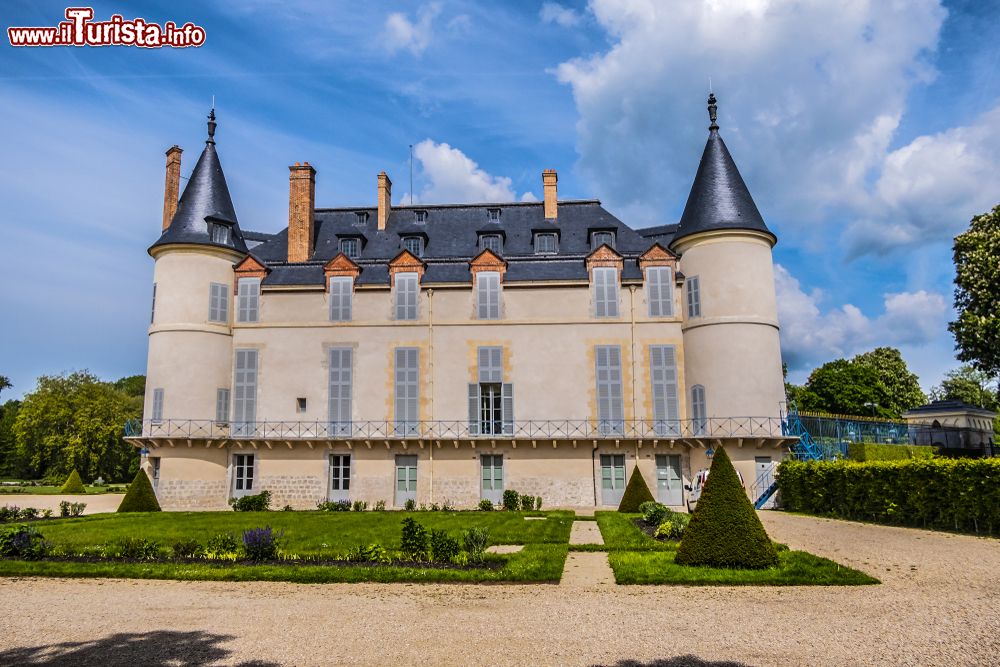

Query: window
[691,384,707,435]
[481,454,503,503]
[600,454,626,506]
[686,276,701,318]
[232,453,254,496]
[487,208,501,223]
[592,267,619,318]
[215,388,230,424]
[394,347,419,435]
[414,210,428,224]
[150,457,161,489]
[479,234,502,255]
[296,397,307,413]
[233,349,258,437]
[402,236,424,258]
[476,271,501,320]
[595,346,624,435]
[646,266,674,317]
[592,231,615,250]
[209,222,231,245]
[208,282,229,323]
[329,277,353,322]
[237,278,260,323]
[649,346,679,436]
[339,238,360,259]
[151,388,164,423]
[534,233,557,255]
[150,283,157,324]
[354,212,369,225]
[329,454,351,501]
[328,347,353,436]
[394,272,419,320]
[468,347,513,436]
[394,454,417,506]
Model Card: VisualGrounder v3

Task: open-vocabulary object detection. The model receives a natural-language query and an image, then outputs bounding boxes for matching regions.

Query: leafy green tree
[798,348,925,419]
[13,371,141,482]
[853,347,926,417]
[949,205,1000,379]
[930,365,999,410]
[0,376,11,398]
[0,400,27,478]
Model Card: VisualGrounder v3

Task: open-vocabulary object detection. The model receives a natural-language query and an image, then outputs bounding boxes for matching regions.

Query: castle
[129,95,792,510]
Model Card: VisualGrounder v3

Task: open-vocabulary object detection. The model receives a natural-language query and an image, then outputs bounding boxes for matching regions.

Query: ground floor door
[481,454,503,504]
[395,455,417,507]
[600,454,626,506]
[232,453,255,497]
[755,455,777,509]
[655,454,683,506]
[329,454,351,502]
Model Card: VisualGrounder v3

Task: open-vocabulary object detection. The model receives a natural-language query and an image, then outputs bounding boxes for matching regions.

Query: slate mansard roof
[152,98,773,286]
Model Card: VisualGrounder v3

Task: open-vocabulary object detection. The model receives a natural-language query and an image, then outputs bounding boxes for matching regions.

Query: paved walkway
[569,520,605,545]
[1,513,998,665]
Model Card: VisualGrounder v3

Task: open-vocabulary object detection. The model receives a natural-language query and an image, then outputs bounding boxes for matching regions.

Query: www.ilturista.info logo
[8,7,206,48]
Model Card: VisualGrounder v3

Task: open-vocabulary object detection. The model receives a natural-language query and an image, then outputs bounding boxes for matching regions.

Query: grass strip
[595,511,672,551]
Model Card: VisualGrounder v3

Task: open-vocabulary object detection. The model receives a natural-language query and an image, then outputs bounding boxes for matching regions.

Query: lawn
[594,511,878,586]
[0,510,573,584]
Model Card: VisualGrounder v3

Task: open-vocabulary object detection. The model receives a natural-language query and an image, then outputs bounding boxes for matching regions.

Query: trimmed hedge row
[777,458,1000,535]
[847,443,935,461]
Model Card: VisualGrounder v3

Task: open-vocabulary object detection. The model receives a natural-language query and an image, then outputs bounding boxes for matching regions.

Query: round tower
[671,95,784,423]
[145,110,248,432]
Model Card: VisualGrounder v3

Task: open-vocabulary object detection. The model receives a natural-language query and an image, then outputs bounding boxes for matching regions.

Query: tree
[117,468,161,512]
[797,348,925,419]
[0,376,11,398]
[949,205,1000,379]
[0,400,28,479]
[617,467,655,512]
[930,366,999,410]
[60,469,86,494]
[674,447,778,569]
[13,371,142,482]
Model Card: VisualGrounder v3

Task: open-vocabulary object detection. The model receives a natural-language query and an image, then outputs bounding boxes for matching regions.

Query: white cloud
[520,191,539,202]
[775,264,948,372]
[383,3,441,56]
[554,0,950,243]
[540,3,583,28]
[408,139,519,203]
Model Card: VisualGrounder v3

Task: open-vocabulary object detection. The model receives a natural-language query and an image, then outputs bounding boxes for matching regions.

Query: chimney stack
[288,162,316,263]
[162,145,183,230]
[377,171,392,231]
[542,169,558,220]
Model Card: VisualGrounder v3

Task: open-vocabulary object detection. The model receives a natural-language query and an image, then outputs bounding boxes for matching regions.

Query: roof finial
[707,93,718,131]
[207,106,217,144]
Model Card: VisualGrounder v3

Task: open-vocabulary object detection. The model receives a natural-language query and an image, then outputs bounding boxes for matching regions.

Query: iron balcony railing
[124,417,793,441]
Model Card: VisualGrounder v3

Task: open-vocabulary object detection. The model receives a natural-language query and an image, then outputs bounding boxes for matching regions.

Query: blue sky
[2,0,999,399]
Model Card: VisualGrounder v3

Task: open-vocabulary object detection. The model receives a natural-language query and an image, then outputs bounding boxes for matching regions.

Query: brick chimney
[288,162,316,263]
[542,169,558,220]
[377,171,392,231]
[162,145,183,230]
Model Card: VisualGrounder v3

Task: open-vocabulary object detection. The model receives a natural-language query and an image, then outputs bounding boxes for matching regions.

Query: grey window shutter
[151,283,157,324]
[329,277,353,322]
[328,347,352,436]
[215,388,230,423]
[594,268,618,317]
[234,349,258,436]
[395,347,419,433]
[395,273,418,320]
[501,383,514,435]
[595,345,623,433]
[687,276,701,317]
[151,388,164,422]
[478,346,503,383]
[647,267,673,317]
[649,345,679,435]
[476,272,501,320]
[468,383,481,436]
[691,384,707,435]
[237,279,260,323]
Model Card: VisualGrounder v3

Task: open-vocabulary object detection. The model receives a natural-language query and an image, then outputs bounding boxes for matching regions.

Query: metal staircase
[753,404,823,509]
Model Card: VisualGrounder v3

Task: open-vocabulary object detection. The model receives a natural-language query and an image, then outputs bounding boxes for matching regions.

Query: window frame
[233,349,258,438]
[236,278,260,323]
[208,282,229,324]
[339,237,360,259]
[328,347,353,437]
[232,452,255,496]
[215,388,230,424]
[592,266,620,318]
[649,345,679,436]
[394,347,420,436]
[486,208,501,223]
[646,266,674,317]
[402,236,425,258]
[328,276,353,322]
[209,222,231,245]
[591,231,615,250]
[595,345,624,435]
[691,384,707,435]
[394,272,419,321]
[479,233,503,255]
[534,232,558,255]
[686,276,702,318]
[475,271,502,320]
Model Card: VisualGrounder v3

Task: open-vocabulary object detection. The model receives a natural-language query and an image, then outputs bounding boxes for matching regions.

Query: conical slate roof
[150,110,248,254]
[670,94,774,248]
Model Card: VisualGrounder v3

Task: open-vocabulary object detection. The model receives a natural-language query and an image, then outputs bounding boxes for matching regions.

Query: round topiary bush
[60,469,86,494]
[674,447,778,569]
[617,467,655,512]
[117,468,162,513]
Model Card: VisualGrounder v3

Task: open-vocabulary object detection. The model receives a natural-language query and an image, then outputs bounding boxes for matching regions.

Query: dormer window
[534,232,558,255]
[479,233,503,255]
[403,236,425,258]
[591,231,615,250]
[414,210,428,224]
[339,238,360,259]
[209,222,231,245]
[354,212,369,226]
[487,208,501,223]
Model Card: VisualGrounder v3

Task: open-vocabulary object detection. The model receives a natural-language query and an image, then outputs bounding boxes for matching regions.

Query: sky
[2,0,999,400]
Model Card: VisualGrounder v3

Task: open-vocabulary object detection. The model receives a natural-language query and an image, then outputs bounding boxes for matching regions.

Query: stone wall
[259,474,326,510]
[156,479,229,510]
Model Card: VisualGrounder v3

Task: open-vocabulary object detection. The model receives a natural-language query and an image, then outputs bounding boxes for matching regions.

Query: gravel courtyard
[0,512,998,667]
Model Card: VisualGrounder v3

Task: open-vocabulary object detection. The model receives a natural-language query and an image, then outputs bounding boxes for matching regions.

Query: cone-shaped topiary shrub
[617,467,655,512]
[117,469,162,512]
[675,446,778,569]
[60,469,86,494]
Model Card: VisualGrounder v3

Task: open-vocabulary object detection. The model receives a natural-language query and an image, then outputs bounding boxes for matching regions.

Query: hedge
[777,458,1000,535]
[617,467,655,512]
[117,469,161,512]
[60,469,86,494]
[847,443,935,461]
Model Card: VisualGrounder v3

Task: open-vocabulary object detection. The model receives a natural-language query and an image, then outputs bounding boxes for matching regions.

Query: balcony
[125,417,795,446]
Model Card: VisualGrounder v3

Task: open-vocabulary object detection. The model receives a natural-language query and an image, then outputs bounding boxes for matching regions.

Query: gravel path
[0,494,124,515]
[1,512,998,666]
